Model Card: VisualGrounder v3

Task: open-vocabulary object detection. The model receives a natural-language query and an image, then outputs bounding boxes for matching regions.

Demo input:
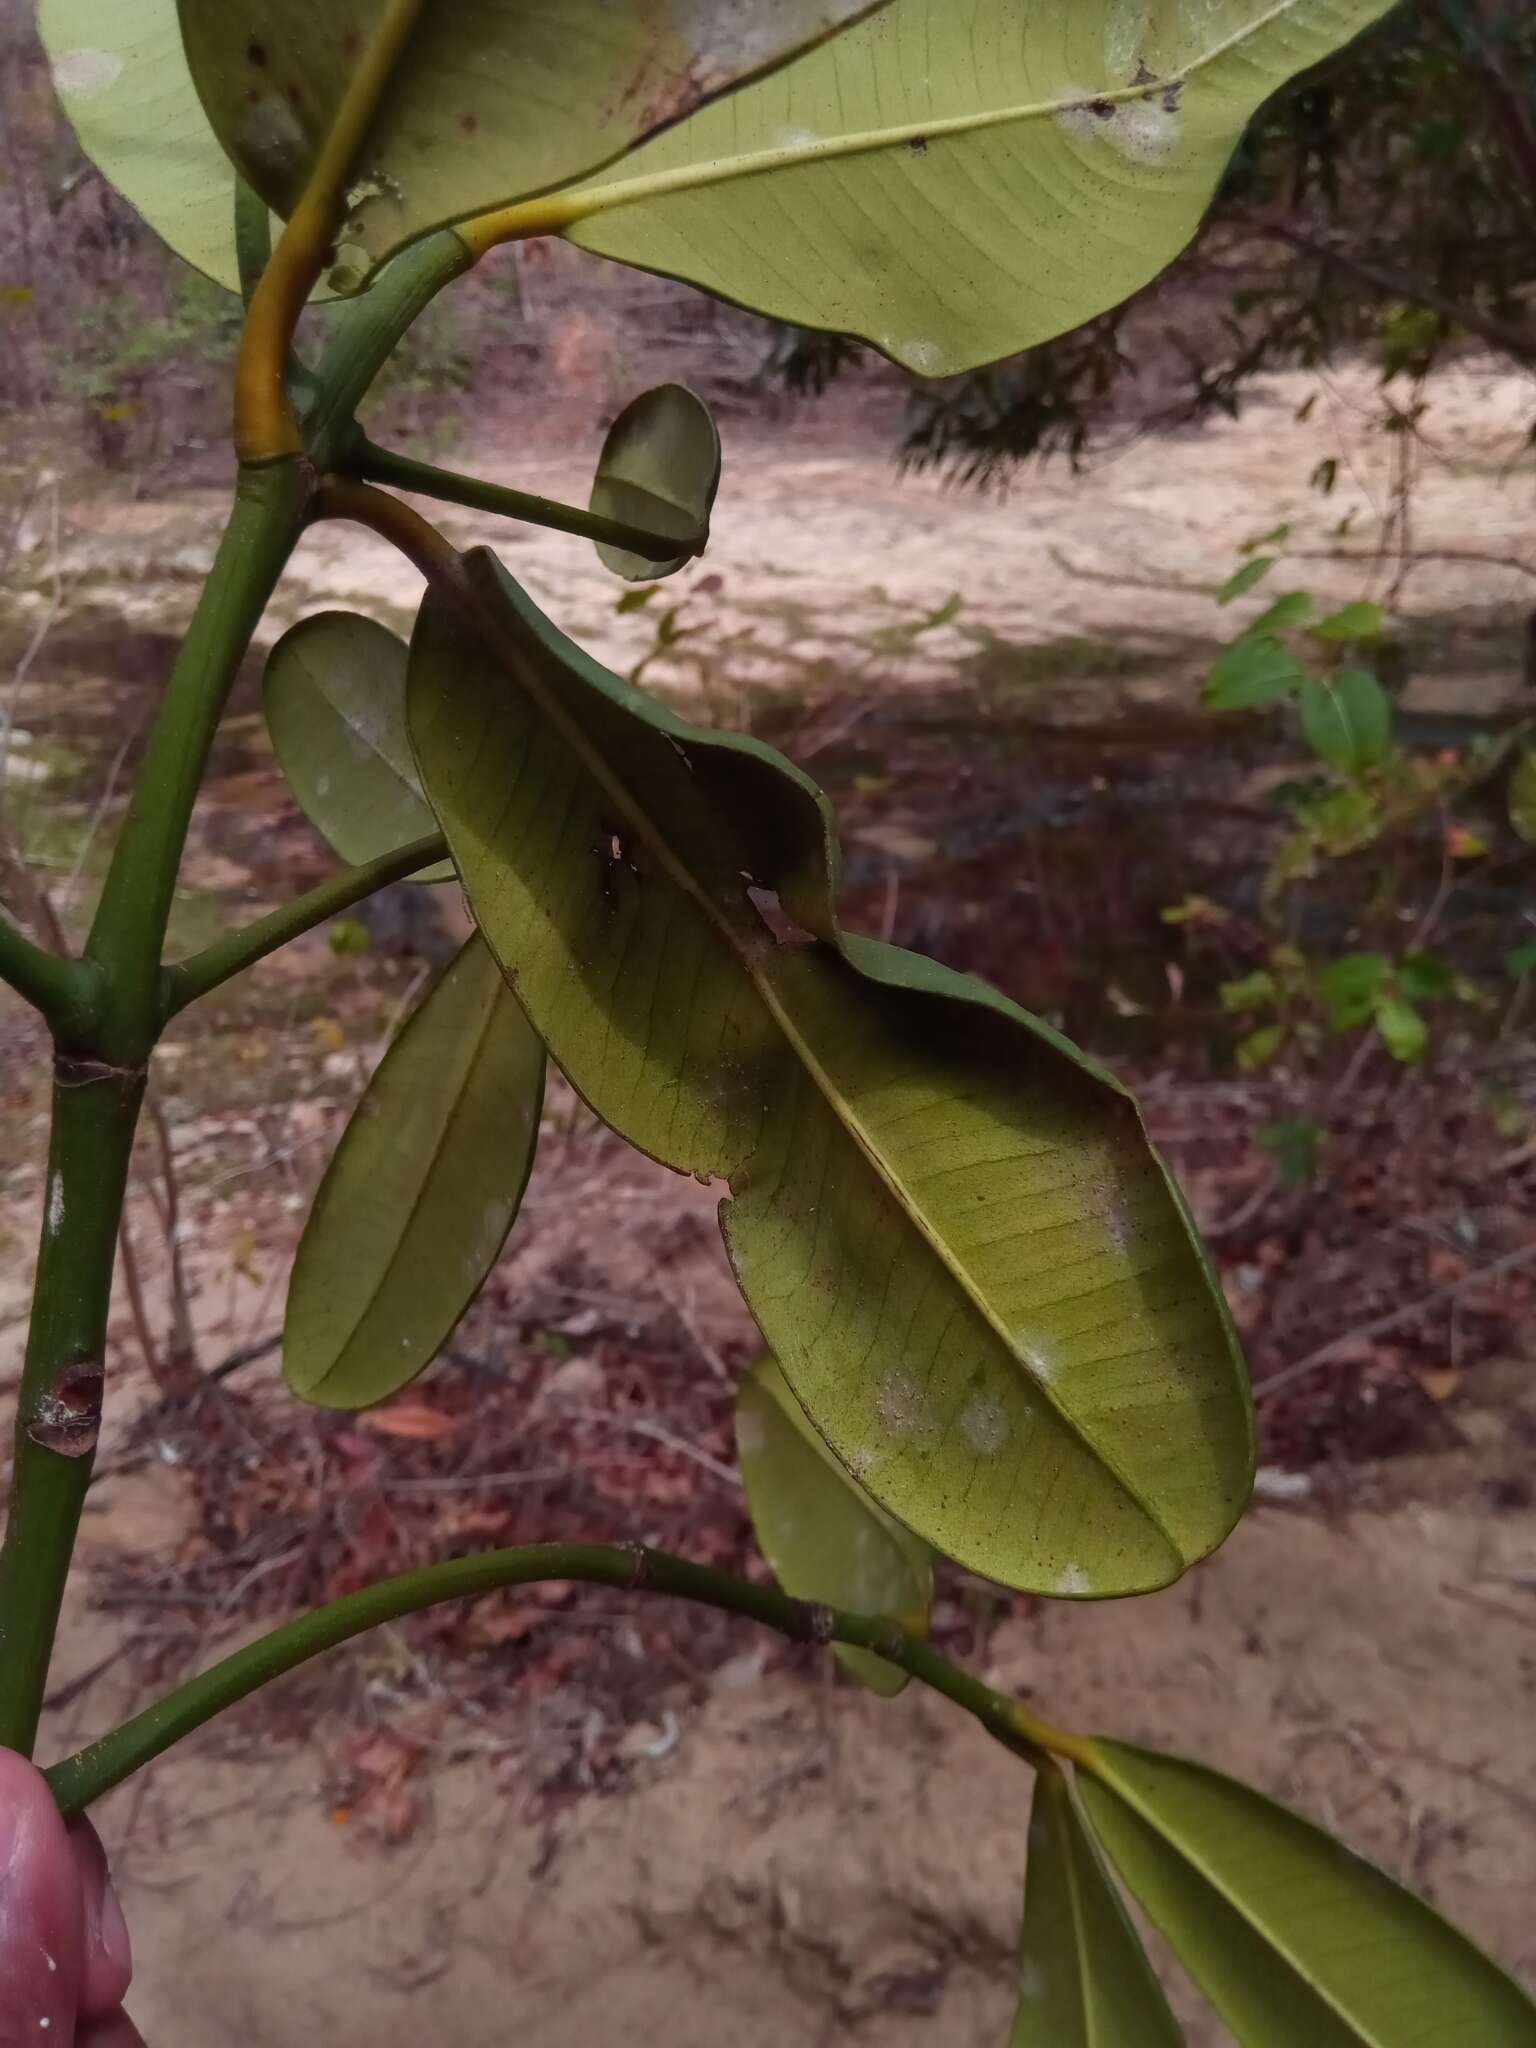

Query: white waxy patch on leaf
[46,1175,64,1237]
[960,1394,1009,1456]
[875,1369,930,1438]
[1055,1563,1092,1596]
[53,46,124,97]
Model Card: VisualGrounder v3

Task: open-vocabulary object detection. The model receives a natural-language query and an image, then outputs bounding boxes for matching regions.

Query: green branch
[162,832,449,1020]
[82,463,310,1065]
[350,439,705,562]
[0,1069,144,1753]
[45,1542,1083,1817]
[0,915,95,1035]
[304,229,476,469]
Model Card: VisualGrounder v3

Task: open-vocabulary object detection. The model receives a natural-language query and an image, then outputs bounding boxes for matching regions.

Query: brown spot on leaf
[461,111,479,135]
[247,39,268,67]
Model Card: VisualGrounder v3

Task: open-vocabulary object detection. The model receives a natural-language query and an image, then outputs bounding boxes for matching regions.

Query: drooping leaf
[1012,1765,1184,2047]
[736,1354,931,1695]
[264,610,452,879]
[39,0,255,291]
[284,936,545,1408]
[176,0,892,291]
[1248,592,1316,635]
[1298,671,1392,774]
[1509,750,1536,844]
[560,0,1398,376]
[1312,601,1385,643]
[1217,558,1276,605]
[1203,638,1306,711]
[1078,1740,1536,2046]
[408,549,1253,1596]
[591,384,721,582]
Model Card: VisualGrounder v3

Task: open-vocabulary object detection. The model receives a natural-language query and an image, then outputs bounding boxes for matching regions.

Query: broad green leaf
[176,0,892,291]
[264,611,452,880]
[561,0,1397,376]
[1078,1740,1536,2047]
[1315,953,1388,1033]
[408,549,1253,1596]
[1373,994,1426,1064]
[1397,952,1452,1002]
[591,384,721,582]
[1298,670,1392,774]
[39,0,254,292]
[1312,601,1385,643]
[1013,1766,1184,2047]
[1217,558,1276,605]
[284,936,545,1407]
[1203,638,1305,711]
[1505,941,1536,979]
[737,1355,931,1695]
[1509,750,1536,844]
[1248,592,1316,635]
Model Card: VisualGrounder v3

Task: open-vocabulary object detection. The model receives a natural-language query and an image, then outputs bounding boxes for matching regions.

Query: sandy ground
[5,359,1536,2041]
[39,1419,1536,2046]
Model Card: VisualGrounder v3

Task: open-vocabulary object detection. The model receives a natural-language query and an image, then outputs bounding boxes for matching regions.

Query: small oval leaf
[264,610,451,878]
[737,1354,931,1696]
[591,384,720,582]
[176,0,891,290]
[284,936,545,1408]
[1078,1740,1536,2047]
[1298,669,1392,774]
[1203,638,1306,711]
[1013,1765,1184,2046]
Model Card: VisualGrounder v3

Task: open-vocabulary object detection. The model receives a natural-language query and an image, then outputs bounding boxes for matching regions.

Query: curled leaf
[591,384,720,582]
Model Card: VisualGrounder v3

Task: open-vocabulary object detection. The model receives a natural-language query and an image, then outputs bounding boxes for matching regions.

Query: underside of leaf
[407,549,1253,1594]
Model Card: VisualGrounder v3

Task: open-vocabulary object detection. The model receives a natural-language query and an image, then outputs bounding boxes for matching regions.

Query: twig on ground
[1256,1242,1536,1401]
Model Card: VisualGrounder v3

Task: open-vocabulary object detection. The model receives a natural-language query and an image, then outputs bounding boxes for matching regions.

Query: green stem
[82,462,310,1065]
[0,916,96,1037]
[351,439,704,561]
[0,1070,143,1755]
[305,229,476,469]
[162,831,449,1020]
[45,1542,1080,1816]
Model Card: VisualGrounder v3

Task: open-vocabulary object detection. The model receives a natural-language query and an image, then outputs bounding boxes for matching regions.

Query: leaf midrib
[454,560,1183,1564]
[491,0,1309,240]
